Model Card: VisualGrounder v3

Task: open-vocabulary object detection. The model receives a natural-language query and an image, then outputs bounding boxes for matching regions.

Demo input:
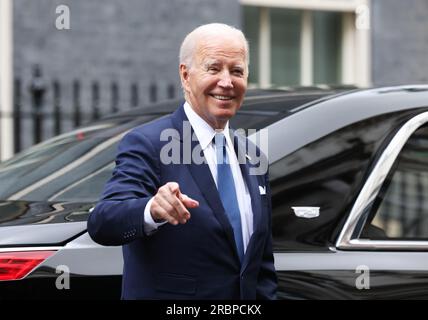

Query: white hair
[179,23,249,69]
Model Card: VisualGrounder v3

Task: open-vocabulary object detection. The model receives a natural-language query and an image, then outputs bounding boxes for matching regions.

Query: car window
[0,116,159,202]
[361,123,428,240]
[269,111,412,251]
[48,162,115,202]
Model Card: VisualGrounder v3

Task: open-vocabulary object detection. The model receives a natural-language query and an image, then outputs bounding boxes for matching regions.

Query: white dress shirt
[144,102,254,252]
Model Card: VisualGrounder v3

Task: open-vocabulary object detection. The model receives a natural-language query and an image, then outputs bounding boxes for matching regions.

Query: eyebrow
[204,59,221,67]
[203,60,245,69]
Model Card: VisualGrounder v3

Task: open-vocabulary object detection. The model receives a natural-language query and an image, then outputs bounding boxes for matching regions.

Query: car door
[334,111,428,299]
[270,107,428,299]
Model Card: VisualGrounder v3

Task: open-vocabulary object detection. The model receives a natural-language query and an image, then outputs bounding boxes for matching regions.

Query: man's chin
[216,112,237,125]
[211,101,238,111]
[213,106,236,116]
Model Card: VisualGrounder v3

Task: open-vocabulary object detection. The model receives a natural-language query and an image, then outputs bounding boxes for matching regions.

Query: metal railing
[10,65,177,153]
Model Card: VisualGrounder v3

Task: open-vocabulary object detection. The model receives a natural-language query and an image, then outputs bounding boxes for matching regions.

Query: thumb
[179,193,199,208]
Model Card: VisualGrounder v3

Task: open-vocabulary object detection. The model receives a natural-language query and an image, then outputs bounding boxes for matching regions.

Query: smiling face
[180,34,248,129]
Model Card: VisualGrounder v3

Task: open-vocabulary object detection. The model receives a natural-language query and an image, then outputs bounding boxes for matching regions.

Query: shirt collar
[183,101,231,151]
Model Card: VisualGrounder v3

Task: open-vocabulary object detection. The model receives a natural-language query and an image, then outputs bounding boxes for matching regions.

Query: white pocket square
[259,185,266,195]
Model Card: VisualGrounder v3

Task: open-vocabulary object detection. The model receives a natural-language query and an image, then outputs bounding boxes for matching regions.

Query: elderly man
[88,23,277,300]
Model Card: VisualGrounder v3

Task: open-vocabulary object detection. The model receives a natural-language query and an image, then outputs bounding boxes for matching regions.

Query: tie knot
[214,133,228,165]
[213,133,226,150]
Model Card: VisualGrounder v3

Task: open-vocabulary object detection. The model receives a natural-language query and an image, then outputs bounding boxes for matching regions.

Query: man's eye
[208,66,219,72]
[232,69,244,76]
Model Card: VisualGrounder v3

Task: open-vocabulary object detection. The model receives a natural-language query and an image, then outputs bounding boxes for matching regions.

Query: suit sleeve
[87,129,160,246]
[256,171,278,300]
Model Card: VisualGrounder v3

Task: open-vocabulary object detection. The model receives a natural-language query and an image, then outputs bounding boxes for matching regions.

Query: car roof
[100,86,357,120]
[100,85,428,125]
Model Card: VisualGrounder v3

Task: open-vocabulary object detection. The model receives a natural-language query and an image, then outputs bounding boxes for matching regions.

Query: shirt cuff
[143,197,167,234]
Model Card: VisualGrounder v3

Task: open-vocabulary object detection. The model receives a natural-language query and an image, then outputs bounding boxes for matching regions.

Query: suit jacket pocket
[155,273,197,295]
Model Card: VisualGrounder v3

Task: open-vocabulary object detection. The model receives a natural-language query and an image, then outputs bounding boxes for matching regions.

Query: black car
[1,85,428,299]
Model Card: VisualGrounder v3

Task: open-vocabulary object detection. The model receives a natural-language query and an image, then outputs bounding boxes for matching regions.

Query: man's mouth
[210,94,234,101]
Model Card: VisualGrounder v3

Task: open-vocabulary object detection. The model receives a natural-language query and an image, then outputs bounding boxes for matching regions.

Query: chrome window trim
[346,239,428,250]
[336,111,428,250]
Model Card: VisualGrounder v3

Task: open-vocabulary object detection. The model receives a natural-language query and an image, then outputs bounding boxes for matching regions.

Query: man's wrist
[143,198,167,234]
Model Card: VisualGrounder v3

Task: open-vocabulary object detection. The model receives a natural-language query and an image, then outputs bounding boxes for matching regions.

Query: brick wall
[13,0,240,148]
[372,0,428,85]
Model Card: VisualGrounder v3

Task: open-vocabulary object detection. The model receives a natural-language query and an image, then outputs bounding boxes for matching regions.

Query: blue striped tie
[214,133,244,262]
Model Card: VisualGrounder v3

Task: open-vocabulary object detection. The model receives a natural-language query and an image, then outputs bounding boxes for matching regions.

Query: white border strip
[0,0,14,160]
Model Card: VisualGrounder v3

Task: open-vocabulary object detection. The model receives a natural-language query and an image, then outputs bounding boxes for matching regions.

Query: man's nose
[217,71,233,88]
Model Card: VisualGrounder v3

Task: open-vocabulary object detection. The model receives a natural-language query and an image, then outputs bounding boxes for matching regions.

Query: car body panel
[0,221,87,246]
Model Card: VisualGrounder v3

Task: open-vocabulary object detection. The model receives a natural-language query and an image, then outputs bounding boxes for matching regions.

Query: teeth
[212,95,232,100]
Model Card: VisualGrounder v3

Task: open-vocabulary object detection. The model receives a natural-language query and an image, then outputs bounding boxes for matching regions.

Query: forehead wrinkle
[195,38,246,64]
[197,49,246,69]
[203,58,220,66]
[199,46,245,59]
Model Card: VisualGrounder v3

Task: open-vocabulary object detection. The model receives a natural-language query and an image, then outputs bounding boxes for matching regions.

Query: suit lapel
[171,105,242,263]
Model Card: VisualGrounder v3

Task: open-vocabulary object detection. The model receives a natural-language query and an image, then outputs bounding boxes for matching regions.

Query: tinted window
[361,124,428,240]
[270,112,412,251]
[0,116,158,202]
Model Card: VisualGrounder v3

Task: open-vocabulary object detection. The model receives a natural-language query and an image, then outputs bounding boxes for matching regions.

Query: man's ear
[179,64,190,92]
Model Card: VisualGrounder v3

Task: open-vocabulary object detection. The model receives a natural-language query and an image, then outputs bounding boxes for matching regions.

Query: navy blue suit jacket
[87,105,277,299]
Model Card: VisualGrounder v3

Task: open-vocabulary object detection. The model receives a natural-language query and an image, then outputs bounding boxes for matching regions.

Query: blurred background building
[1,0,428,159]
